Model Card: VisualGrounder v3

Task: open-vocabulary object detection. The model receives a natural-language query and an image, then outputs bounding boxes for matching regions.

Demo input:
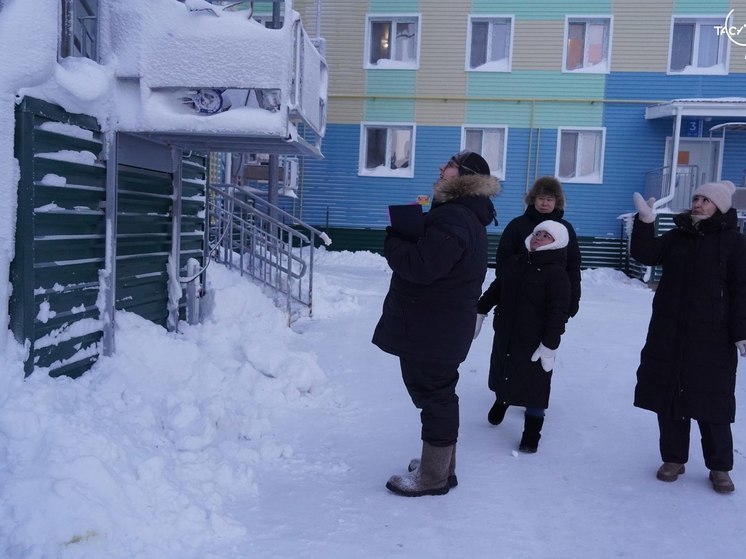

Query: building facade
[292,0,746,256]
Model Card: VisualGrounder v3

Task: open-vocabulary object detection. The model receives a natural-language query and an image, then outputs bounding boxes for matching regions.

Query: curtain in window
[586,23,606,66]
[578,132,601,177]
[559,132,579,178]
[671,23,694,71]
[490,21,509,63]
[395,22,416,62]
[366,128,387,169]
[482,130,503,175]
[370,21,391,64]
[390,128,411,169]
[566,23,585,70]
[697,24,720,67]
[470,21,489,68]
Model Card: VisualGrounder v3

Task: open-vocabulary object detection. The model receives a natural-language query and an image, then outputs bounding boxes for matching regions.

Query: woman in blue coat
[373,150,500,497]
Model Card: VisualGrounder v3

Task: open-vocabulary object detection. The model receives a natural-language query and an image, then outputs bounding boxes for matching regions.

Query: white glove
[736,340,746,357]
[530,343,556,372]
[474,314,487,339]
[633,192,656,224]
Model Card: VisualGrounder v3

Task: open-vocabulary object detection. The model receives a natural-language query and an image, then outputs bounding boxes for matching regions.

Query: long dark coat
[372,173,499,364]
[477,246,571,409]
[497,206,582,316]
[631,209,746,423]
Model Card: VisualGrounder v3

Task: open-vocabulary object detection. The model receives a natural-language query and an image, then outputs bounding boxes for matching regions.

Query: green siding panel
[370,0,418,12]
[466,71,605,127]
[365,70,417,94]
[674,1,730,13]
[364,98,416,121]
[472,0,610,19]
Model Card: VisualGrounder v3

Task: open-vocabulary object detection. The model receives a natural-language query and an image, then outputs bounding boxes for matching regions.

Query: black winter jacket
[631,209,746,422]
[496,206,581,316]
[372,174,499,364]
[477,246,571,409]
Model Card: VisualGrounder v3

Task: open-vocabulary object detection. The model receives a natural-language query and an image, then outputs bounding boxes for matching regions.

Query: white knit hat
[524,220,570,252]
[692,180,736,213]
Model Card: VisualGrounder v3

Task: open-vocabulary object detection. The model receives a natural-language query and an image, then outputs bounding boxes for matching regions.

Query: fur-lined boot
[387,442,453,496]
[408,443,458,487]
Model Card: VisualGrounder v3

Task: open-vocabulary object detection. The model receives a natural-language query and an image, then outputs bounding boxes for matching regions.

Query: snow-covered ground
[1,249,745,558]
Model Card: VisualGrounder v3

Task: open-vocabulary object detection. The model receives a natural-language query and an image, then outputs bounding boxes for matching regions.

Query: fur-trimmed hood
[432,173,501,204]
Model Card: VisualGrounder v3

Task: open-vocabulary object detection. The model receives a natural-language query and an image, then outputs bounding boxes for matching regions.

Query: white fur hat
[523,220,570,252]
[692,180,736,213]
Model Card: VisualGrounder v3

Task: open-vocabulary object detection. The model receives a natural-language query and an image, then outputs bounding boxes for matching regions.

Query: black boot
[488,400,509,426]
[518,415,544,453]
[387,442,453,497]
[408,443,458,487]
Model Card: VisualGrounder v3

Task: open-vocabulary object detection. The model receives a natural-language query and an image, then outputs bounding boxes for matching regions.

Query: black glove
[385,226,401,239]
[568,302,579,318]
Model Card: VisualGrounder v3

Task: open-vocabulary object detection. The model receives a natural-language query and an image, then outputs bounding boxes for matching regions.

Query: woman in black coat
[476,220,571,453]
[631,180,746,494]
[495,176,581,317]
[373,150,500,497]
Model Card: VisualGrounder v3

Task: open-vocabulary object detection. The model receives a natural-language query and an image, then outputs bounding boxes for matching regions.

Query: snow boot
[656,462,685,482]
[408,443,458,487]
[488,401,509,426]
[387,442,453,497]
[518,415,544,453]
[709,470,735,493]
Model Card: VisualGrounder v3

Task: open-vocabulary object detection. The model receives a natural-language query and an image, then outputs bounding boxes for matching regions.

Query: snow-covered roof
[1,0,326,152]
[645,97,746,120]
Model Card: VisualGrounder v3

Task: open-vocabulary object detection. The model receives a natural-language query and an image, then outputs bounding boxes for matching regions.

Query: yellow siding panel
[612,0,673,72]
[512,20,566,71]
[416,0,470,96]
[298,0,367,98]
[328,97,365,124]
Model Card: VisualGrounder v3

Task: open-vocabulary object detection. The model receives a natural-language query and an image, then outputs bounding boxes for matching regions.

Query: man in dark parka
[631,180,746,493]
[372,150,500,497]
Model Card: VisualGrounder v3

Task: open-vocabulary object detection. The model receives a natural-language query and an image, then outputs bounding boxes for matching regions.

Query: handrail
[206,183,330,322]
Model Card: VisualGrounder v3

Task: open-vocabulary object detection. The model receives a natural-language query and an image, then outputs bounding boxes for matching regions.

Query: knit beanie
[524,220,570,252]
[450,150,491,176]
[692,180,736,213]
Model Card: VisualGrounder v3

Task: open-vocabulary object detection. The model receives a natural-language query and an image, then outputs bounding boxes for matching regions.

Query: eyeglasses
[449,157,480,175]
[532,231,555,241]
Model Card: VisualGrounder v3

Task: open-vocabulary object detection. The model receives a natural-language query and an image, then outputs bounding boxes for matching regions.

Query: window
[466,16,513,71]
[462,127,507,179]
[365,15,420,69]
[556,128,605,184]
[359,124,415,177]
[60,0,99,60]
[669,17,728,74]
[563,17,612,73]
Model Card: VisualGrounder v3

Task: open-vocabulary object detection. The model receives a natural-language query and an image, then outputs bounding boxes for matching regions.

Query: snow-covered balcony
[104,0,327,156]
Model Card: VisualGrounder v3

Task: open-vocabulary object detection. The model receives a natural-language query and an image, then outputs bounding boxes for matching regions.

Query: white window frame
[358,122,416,178]
[667,16,729,75]
[555,127,606,184]
[364,14,421,70]
[562,15,613,74]
[465,15,514,72]
[460,126,508,180]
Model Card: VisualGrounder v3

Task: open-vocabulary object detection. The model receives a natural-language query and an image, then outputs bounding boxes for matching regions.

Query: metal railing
[206,183,330,322]
[644,164,700,211]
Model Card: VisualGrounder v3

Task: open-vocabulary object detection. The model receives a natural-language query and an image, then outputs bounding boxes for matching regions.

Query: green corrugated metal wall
[11,97,106,378]
[11,97,206,378]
